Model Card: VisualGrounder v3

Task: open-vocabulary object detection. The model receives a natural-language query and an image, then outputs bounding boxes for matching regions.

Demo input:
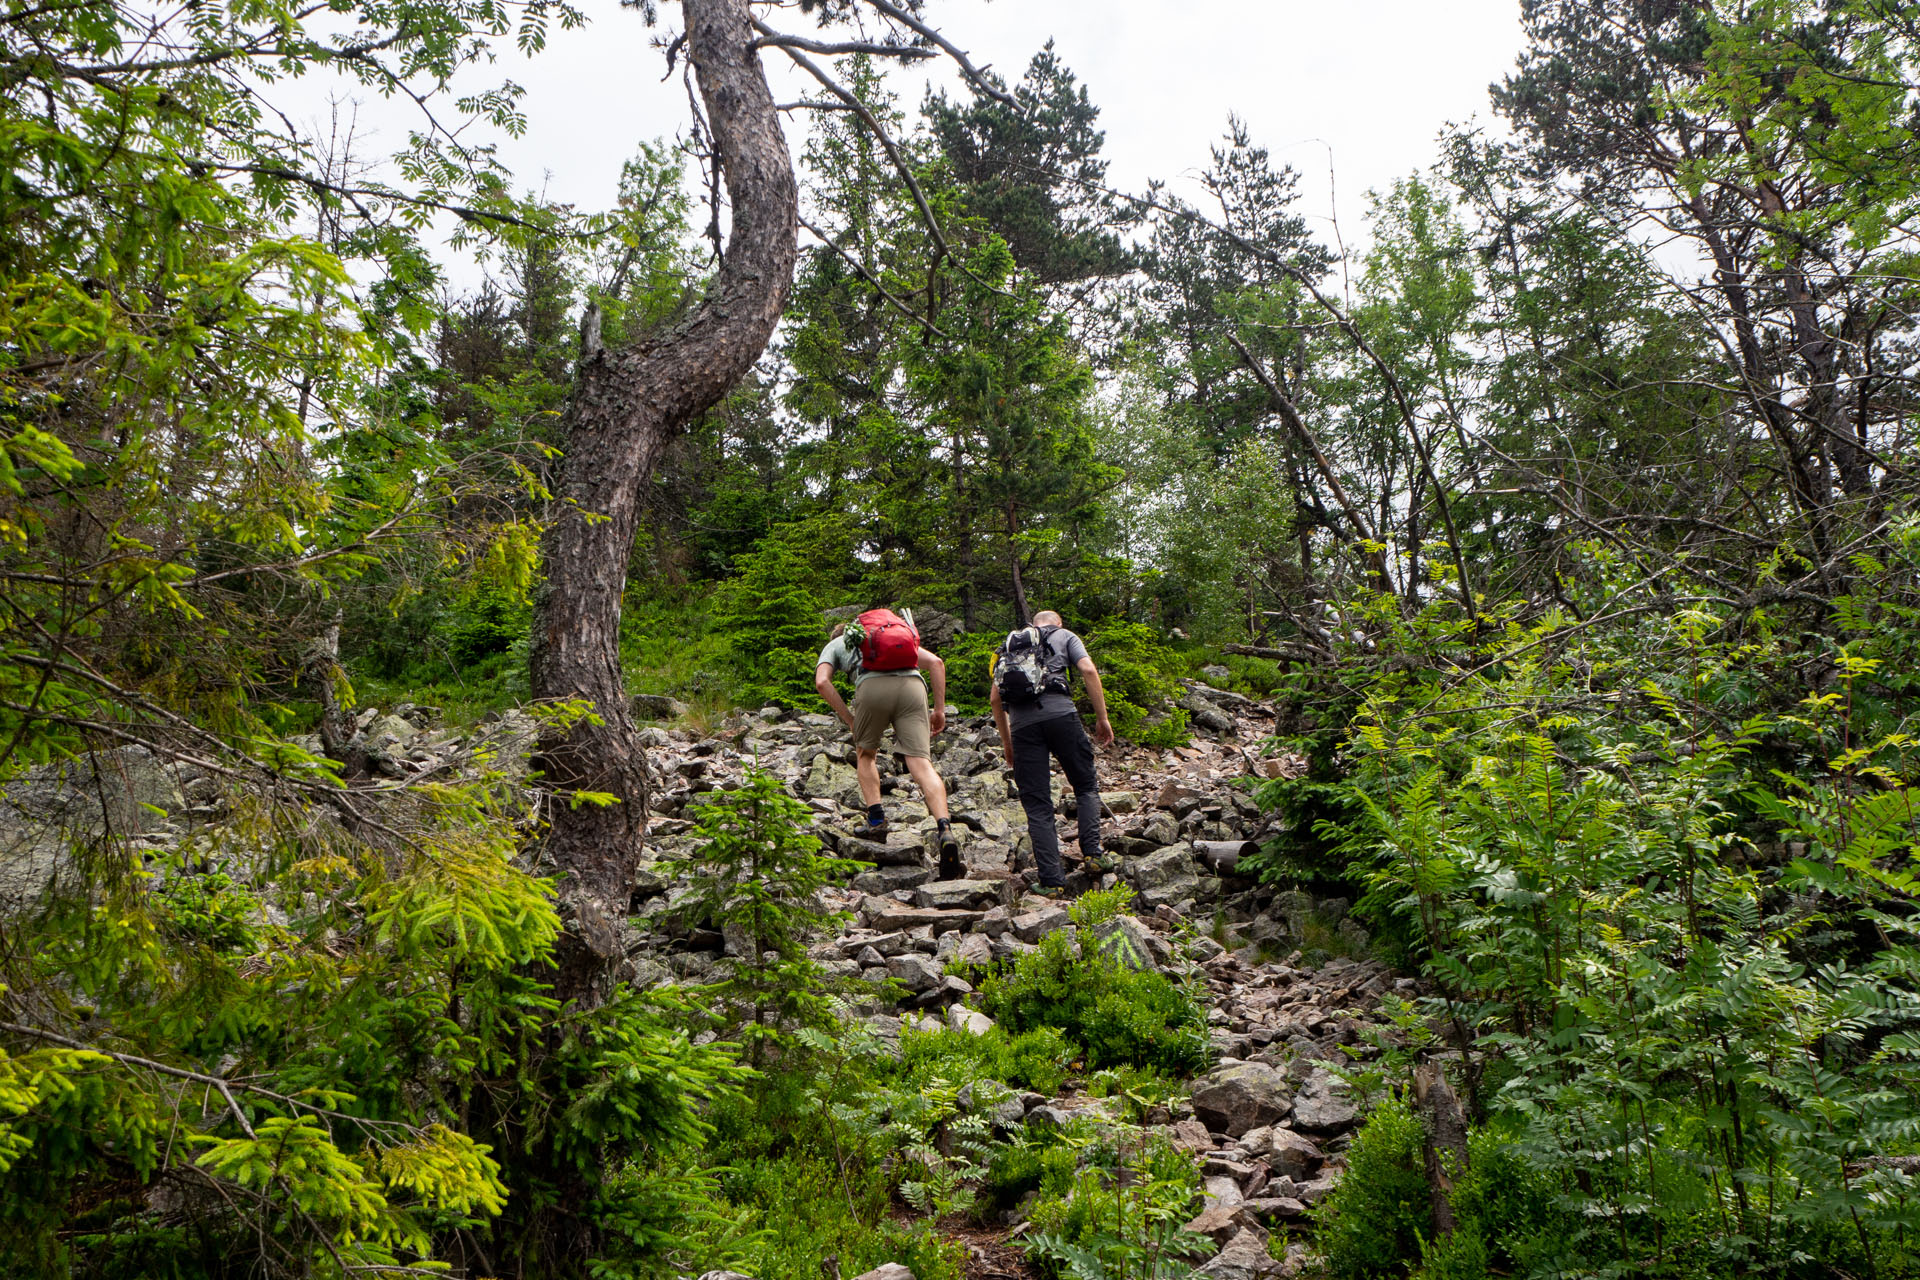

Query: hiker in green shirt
[814,619,964,878]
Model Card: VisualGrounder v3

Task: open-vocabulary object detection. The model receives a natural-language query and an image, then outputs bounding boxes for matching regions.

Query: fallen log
[1193,839,1259,874]
[1223,642,1327,664]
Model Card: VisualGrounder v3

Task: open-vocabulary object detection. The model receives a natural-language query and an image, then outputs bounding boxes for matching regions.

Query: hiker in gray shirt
[988,609,1114,896]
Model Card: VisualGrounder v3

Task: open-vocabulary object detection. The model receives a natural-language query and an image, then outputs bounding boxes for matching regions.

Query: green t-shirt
[817,634,920,687]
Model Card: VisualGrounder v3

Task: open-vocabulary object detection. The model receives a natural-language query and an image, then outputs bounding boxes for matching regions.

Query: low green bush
[1315,1094,1433,1279]
[1319,1097,1582,1280]
[1082,620,1189,748]
[895,1022,1075,1096]
[692,1038,968,1280]
[980,1136,1079,1215]
[1023,1131,1209,1280]
[979,932,1209,1076]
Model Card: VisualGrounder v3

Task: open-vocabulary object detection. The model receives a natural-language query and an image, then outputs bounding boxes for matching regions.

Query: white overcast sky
[296,0,1525,284]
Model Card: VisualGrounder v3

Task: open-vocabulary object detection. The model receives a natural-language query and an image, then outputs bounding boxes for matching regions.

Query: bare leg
[856,750,883,807]
[903,756,951,820]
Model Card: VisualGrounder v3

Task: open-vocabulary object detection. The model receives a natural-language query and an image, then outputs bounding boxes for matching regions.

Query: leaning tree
[528,0,1008,1000]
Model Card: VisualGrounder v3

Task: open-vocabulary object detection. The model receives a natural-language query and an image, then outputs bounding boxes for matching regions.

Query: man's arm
[1077,656,1115,747]
[814,663,855,730]
[916,647,947,734]
[990,683,1013,766]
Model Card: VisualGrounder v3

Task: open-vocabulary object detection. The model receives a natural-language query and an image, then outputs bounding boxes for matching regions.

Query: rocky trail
[625,680,1399,1280]
[0,678,1405,1279]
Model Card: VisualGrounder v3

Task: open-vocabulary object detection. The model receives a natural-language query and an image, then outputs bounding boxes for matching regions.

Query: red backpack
[856,608,920,671]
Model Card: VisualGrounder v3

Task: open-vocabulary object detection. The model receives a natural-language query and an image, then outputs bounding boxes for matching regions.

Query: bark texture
[1413,1061,1471,1239]
[529,0,797,1003]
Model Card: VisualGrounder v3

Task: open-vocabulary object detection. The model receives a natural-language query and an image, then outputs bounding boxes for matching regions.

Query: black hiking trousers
[1011,712,1101,888]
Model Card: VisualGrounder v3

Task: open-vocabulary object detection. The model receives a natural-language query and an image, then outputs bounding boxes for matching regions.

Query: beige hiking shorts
[851,674,930,757]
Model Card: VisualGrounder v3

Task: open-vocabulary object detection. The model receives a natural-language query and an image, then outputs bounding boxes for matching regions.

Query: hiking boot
[938,831,964,881]
[1030,884,1069,901]
[856,816,890,841]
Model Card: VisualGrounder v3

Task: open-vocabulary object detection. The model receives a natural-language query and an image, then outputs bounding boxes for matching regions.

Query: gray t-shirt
[817,634,921,687]
[1004,627,1088,731]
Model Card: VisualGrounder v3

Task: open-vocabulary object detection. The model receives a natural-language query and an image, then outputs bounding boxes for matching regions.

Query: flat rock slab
[838,835,928,867]
[860,897,988,931]
[1183,1203,1264,1248]
[1243,1195,1309,1223]
[912,879,1003,911]
[1202,1174,1245,1210]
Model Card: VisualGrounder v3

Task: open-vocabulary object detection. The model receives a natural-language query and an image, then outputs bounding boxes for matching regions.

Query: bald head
[1033,610,1063,627]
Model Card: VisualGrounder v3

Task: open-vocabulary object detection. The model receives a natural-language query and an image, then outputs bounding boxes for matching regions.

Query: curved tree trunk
[529,0,797,1004]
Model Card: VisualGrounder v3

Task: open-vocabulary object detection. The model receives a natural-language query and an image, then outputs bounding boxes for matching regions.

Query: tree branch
[749,31,934,59]
[799,214,950,338]
[856,0,1016,106]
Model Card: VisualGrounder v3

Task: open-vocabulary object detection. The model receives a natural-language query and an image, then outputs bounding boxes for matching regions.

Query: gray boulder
[1289,1066,1357,1133]
[1195,1228,1281,1280]
[839,835,925,867]
[1130,844,1197,889]
[1011,905,1070,944]
[1202,1174,1244,1210]
[1239,1126,1323,1179]
[886,953,945,993]
[1181,693,1238,735]
[946,1005,995,1036]
[633,693,690,720]
[851,865,934,895]
[1192,1062,1292,1137]
[1090,915,1157,970]
[850,1264,915,1280]
[1140,811,1181,846]
[0,746,186,910]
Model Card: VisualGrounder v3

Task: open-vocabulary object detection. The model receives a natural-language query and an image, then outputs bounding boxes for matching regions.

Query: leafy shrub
[1024,1132,1209,1280]
[1004,1027,1075,1096]
[1319,1101,1583,1280]
[0,781,749,1279]
[621,588,736,712]
[444,576,530,667]
[1085,1064,1186,1123]
[1067,882,1137,928]
[1315,1094,1431,1279]
[896,1022,1074,1096]
[690,1013,969,1280]
[981,1135,1079,1214]
[980,932,1209,1076]
[1082,620,1189,748]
